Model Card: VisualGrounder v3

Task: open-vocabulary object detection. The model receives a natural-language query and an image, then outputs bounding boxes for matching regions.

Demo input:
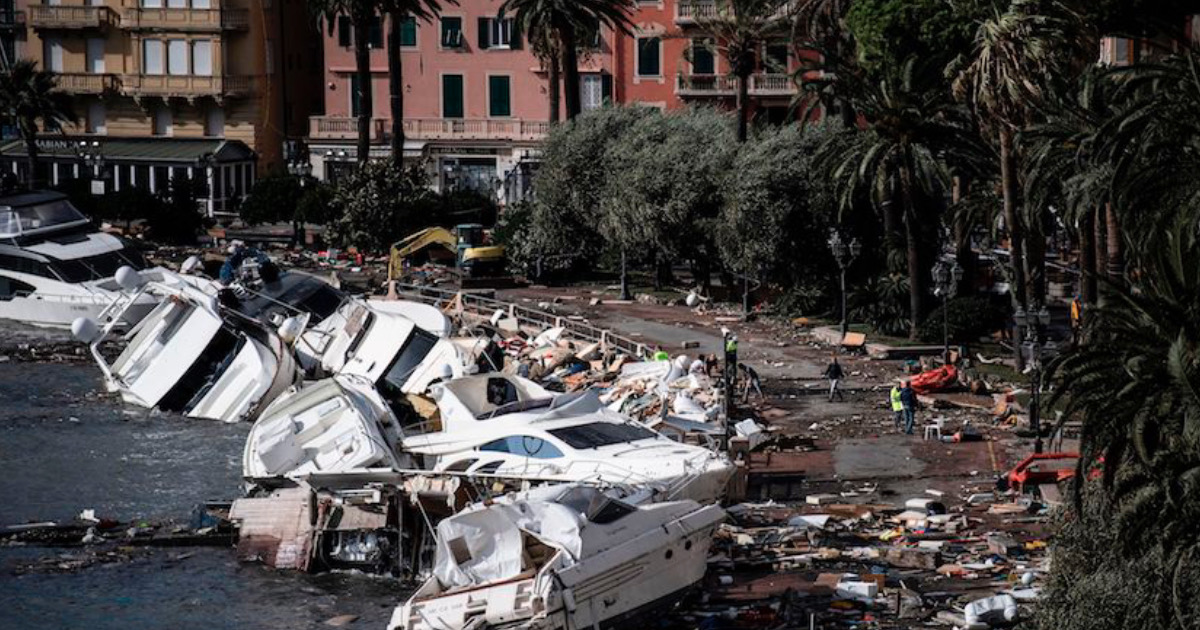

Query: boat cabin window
[49,247,148,283]
[0,276,34,300]
[486,377,519,407]
[378,328,439,393]
[0,198,87,237]
[552,486,636,524]
[587,497,638,524]
[0,253,54,278]
[444,458,478,472]
[479,436,564,459]
[548,422,658,450]
[473,460,504,475]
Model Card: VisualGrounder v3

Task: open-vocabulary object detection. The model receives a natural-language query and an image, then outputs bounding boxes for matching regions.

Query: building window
[43,37,63,73]
[86,101,106,134]
[581,74,607,111]
[86,38,105,74]
[167,39,188,76]
[399,16,417,47]
[579,17,601,50]
[440,17,463,48]
[142,39,164,75]
[368,16,382,48]
[349,74,360,117]
[153,107,172,136]
[488,75,511,117]
[192,39,212,76]
[140,0,163,8]
[442,74,463,118]
[764,41,788,72]
[691,38,714,74]
[193,0,211,8]
[479,17,512,49]
[337,16,352,48]
[205,107,224,136]
[636,37,660,77]
[167,0,186,8]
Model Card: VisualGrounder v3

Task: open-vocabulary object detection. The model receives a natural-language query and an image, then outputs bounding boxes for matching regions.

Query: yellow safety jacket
[653,351,670,361]
[890,387,904,412]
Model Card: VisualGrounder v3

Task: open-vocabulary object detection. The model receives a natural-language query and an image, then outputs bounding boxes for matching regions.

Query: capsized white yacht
[389,484,725,630]
[401,373,733,503]
[73,268,299,423]
[0,191,161,328]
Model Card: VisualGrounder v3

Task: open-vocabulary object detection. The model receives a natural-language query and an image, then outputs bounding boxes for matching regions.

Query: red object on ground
[1006,452,1080,493]
[910,365,958,394]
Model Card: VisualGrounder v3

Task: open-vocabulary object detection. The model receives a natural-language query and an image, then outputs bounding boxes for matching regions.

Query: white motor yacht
[389,484,725,630]
[73,269,299,423]
[0,191,161,328]
[401,373,733,503]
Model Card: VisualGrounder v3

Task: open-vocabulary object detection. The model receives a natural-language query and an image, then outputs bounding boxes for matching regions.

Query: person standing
[824,355,845,402]
[889,383,904,431]
[900,380,918,435]
[1070,294,1083,345]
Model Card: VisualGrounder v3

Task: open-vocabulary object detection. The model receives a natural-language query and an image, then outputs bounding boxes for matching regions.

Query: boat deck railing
[387,283,650,359]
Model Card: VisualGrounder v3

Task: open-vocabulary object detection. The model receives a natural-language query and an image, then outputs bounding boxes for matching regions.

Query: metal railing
[389,282,649,359]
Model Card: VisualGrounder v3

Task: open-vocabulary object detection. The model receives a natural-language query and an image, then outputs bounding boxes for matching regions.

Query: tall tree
[0,60,74,189]
[380,0,454,166]
[693,0,791,142]
[499,0,634,120]
[312,0,379,165]
[950,0,1093,309]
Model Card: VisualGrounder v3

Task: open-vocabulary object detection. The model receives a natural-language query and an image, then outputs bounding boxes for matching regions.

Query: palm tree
[817,59,989,339]
[792,0,857,126]
[692,0,791,142]
[379,0,454,166]
[0,60,75,189]
[311,0,379,165]
[499,0,634,120]
[950,0,1093,310]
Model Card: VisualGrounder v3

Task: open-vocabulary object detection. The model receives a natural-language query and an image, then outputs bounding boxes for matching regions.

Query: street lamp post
[1014,305,1053,454]
[932,260,965,362]
[827,231,862,338]
[76,140,106,194]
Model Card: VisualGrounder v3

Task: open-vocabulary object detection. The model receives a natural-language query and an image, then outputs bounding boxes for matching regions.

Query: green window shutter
[478,17,490,49]
[489,75,511,117]
[337,16,351,47]
[350,74,360,117]
[692,38,714,74]
[441,17,462,48]
[637,37,660,76]
[510,19,522,50]
[442,74,463,118]
[369,16,382,48]
[601,73,612,104]
[400,16,417,47]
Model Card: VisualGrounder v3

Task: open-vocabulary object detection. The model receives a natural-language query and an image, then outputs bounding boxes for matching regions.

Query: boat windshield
[377,327,439,399]
[0,199,87,237]
[548,422,658,450]
[49,247,148,283]
[156,327,245,412]
[475,391,588,420]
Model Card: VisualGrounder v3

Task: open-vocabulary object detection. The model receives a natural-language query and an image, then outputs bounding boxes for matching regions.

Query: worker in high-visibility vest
[1070,294,1083,344]
[890,383,905,431]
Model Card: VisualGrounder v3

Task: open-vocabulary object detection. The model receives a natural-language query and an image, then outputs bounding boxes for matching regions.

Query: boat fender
[115,266,145,292]
[71,317,100,344]
[277,315,308,345]
[180,255,203,275]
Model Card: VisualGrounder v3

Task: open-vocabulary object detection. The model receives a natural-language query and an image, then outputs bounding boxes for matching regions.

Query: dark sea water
[0,360,406,630]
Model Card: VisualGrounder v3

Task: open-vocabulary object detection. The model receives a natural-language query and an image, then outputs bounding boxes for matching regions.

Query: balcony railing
[122,74,252,98]
[676,73,736,96]
[675,1,718,24]
[29,5,118,30]
[122,8,248,31]
[53,72,119,94]
[309,117,552,143]
[750,73,795,95]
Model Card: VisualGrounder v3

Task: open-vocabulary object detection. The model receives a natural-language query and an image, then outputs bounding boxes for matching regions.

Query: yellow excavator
[388,224,506,279]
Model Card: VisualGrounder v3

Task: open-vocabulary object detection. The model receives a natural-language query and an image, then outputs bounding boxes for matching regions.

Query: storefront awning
[0,137,255,165]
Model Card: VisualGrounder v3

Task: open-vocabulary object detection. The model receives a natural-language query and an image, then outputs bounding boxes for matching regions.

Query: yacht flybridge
[0,191,161,328]
[73,268,299,423]
[389,484,725,630]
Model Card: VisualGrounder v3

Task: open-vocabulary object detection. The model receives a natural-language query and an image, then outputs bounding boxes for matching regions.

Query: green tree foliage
[241,171,334,243]
[844,0,989,74]
[0,60,76,189]
[326,160,437,253]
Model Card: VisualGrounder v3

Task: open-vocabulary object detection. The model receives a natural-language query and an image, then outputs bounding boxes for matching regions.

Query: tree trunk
[898,161,924,340]
[880,198,903,273]
[952,176,976,296]
[619,247,630,300]
[22,128,38,190]
[353,14,373,166]
[1105,202,1122,283]
[999,128,1026,309]
[1024,222,1045,308]
[736,71,750,142]
[547,53,561,123]
[386,9,404,167]
[1078,209,1096,303]
[560,23,581,120]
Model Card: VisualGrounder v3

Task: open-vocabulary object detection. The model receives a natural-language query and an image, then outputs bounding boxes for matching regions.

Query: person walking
[889,383,904,431]
[900,380,918,435]
[739,363,763,402]
[823,355,845,402]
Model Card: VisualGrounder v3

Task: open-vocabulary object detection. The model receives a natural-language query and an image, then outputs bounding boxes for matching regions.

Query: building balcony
[121,8,249,32]
[0,8,25,29]
[29,5,119,30]
[53,72,120,94]
[308,116,552,143]
[122,74,253,99]
[675,1,718,25]
[676,73,736,96]
[676,73,796,97]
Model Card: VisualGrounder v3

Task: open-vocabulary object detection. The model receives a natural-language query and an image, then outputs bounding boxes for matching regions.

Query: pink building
[307,0,618,199]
